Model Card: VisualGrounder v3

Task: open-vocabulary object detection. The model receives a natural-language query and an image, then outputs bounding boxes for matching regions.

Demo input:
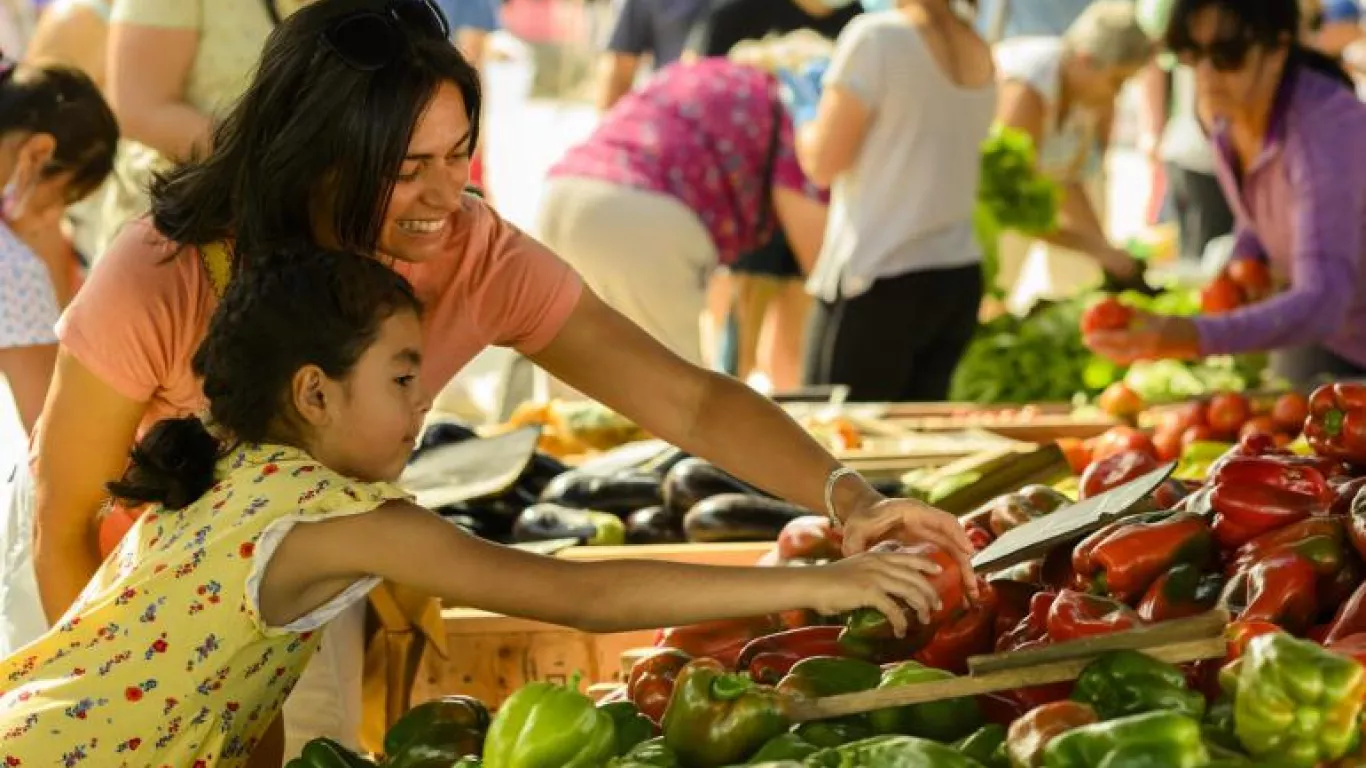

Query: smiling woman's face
[376,81,474,264]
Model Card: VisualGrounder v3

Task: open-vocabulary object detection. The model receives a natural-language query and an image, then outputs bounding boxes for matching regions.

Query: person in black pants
[695,0,863,58]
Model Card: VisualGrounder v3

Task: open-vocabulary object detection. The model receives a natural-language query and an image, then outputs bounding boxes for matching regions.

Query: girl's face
[307,308,432,483]
[1178,6,1289,121]
[377,82,474,265]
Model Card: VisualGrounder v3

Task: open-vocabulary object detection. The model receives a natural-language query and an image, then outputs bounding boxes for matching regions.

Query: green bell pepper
[454,760,483,768]
[1201,697,1239,753]
[812,734,990,767]
[661,658,789,767]
[954,724,1008,768]
[284,738,377,768]
[483,679,617,768]
[746,733,821,763]
[1042,711,1209,768]
[608,737,680,767]
[793,720,871,748]
[1222,632,1366,767]
[867,661,983,743]
[384,695,489,759]
[777,656,882,735]
[1071,650,1206,721]
[601,700,657,756]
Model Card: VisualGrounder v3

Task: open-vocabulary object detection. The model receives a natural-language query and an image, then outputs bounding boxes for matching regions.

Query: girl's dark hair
[106,248,423,510]
[0,63,117,202]
[148,2,482,262]
[1166,0,1355,89]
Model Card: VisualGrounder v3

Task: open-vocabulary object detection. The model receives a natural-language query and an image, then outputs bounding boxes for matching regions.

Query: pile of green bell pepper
[483,678,617,767]
[661,659,789,767]
[1071,650,1206,721]
[1041,711,1209,768]
[867,661,983,743]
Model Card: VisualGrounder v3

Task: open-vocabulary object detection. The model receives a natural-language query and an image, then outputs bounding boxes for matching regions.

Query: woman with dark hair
[1085,0,1366,388]
[0,0,976,758]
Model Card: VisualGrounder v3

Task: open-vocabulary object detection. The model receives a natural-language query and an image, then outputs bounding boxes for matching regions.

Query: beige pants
[536,177,717,366]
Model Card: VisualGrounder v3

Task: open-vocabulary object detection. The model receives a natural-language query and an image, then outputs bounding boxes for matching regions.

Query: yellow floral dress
[0,443,409,767]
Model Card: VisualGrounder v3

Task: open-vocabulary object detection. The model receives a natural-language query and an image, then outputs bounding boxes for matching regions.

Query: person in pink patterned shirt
[540,48,831,374]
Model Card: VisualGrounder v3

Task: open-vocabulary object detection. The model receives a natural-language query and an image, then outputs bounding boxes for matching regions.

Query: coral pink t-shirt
[56,195,583,437]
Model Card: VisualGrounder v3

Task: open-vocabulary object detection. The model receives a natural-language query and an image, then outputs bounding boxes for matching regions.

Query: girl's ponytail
[106,417,223,511]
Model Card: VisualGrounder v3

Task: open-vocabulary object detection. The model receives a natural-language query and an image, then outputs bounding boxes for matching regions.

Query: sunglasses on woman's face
[1172,36,1255,72]
[320,0,451,71]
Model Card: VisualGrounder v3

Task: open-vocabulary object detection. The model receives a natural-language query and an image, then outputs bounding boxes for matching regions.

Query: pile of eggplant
[523,456,819,547]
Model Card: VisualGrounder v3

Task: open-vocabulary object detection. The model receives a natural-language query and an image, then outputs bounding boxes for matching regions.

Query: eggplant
[537,470,663,516]
[625,506,686,545]
[439,507,515,542]
[662,458,764,518]
[520,453,570,496]
[682,494,813,543]
[513,503,626,546]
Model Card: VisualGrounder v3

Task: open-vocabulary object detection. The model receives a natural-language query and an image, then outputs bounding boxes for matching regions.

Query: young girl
[0,247,947,766]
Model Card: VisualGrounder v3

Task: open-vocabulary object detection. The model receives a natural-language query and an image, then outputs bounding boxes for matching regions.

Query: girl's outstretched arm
[259,501,948,636]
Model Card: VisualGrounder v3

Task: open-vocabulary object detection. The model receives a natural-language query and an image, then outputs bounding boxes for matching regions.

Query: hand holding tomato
[1083,310,1202,365]
[1080,296,1133,334]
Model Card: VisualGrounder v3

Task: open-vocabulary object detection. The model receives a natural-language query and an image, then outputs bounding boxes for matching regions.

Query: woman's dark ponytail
[106,417,223,511]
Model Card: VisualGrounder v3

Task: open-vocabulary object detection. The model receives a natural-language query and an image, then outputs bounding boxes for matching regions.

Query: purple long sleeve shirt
[1194,66,1366,367]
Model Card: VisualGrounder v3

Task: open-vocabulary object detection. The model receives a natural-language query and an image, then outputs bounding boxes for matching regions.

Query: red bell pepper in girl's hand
[1073,511,1215,603]
[1046,589,1143,642]
[837,542,967,662]
[627,648,693,724]
[733,626,845,685]
[914,580,998,674]
[1219,551,1320,634]
[1209,456,1333,549]
[1306,383,1366,466]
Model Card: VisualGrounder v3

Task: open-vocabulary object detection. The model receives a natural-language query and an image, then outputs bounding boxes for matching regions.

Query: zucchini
[625,506,686,545]
[538,470,663,515]
[662,458,763,518]
[513,503,626,546]
[682,494,813,543]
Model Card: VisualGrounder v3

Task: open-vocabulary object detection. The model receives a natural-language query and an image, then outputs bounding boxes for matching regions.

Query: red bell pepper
[1042,547,1076,592]
[733,626,844,685]
[1225,620,1282,661]
[1046,589,1143,642]
[1320,555,1363,620]
[1209,456,1333,549]
[837,542,966,662]
[1074,511,1215,603]
[1218,550,1319,634]
[1226,516,1347,577]
[1080,450,1160,500]
[1350,486,1366,563]
[1136,563,1224,623]
[1005,700,1100,768]
[1153,479,1199,511]
[1329,476,1366,517]
[1305,382,1366,467]
[1326,633,1366,668]
[990,579,1040,639]
[996,591,1056,653]
[914,579,998,674]
[1325,581,1366,645]
[775,516,844,563]
[1071,511,1169,582]
[627,648,693,724]
[965,522,994,552]
[654,615,781,669]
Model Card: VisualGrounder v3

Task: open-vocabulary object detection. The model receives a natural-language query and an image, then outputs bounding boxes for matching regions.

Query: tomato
[1207,392,1252,438]
[1152,428,1184,462]
[1200,275,1244,315]
[1239,416,1277,441]
[1271,391,1309,434]
[1057,437,1093,475]
[1226,259,1273,302]
[1097,382,1145,419]
[1080,450,1160,499]
[1080,296,1134,334]
[1160,401,1208,435]
[1181,424,1216,448]
[1092,426,1157,463]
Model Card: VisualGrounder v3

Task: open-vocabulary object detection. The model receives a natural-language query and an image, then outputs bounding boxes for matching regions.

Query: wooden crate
[411,542,773,707]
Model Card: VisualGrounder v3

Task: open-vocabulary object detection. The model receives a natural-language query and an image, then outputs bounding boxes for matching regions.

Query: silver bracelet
[824,466,860,528]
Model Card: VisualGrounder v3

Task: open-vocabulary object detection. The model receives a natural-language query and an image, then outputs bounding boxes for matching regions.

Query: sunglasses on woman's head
[320,0,451,71]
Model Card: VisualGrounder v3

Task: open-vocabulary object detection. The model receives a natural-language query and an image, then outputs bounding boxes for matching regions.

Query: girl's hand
[841,497,978,600]
[1084,310,1202,365]
[809,548,946,636]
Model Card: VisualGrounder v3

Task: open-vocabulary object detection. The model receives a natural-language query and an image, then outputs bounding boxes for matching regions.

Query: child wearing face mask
[0,60,117,435]
[0,247,950,767]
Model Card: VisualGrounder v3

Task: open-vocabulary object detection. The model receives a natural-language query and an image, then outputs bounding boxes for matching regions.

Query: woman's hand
[1084,310,1203,365]
[840,496,978,600]
[809,548,948,635]
[1096,246,1144,283]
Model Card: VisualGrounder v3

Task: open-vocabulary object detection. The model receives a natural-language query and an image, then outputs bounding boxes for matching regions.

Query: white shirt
[0,221,60,350]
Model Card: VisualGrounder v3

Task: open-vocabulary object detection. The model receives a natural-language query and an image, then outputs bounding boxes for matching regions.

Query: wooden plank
[786,637,1227,723]
[555,541,773,566]
[967,610,1229,674]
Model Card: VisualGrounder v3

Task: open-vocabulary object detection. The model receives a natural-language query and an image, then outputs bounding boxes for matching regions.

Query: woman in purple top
[1086,0,1366,386]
